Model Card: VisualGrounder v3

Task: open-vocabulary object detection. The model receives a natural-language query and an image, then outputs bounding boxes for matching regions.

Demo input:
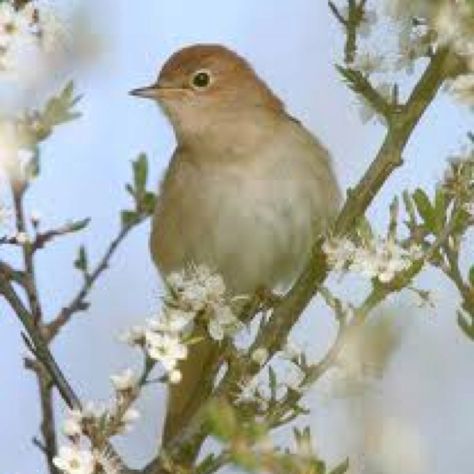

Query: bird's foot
[256,285,282,310]
[239,286,281,324]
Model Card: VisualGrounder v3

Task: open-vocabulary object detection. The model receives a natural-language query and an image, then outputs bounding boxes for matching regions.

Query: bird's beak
[130,84,188,100]
[129,84,159,99]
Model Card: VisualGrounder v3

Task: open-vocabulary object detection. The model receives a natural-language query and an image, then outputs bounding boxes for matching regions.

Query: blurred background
[0,0,473,473]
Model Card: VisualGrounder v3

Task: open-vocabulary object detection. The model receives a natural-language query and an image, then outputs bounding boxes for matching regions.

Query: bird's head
[131,44,284,143]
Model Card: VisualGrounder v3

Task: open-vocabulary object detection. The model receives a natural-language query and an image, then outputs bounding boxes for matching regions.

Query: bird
[131,43,341,462]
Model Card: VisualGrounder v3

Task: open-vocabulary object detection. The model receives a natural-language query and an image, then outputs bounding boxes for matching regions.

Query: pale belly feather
[151,143,338,295]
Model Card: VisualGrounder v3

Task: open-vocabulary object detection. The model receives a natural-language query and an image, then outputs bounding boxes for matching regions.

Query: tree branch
[0,271,81,409]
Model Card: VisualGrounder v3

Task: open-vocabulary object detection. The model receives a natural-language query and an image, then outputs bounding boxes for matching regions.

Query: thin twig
[0,271,81,409]
[46,223,139,340]
[12,186,43,323]
[31,219,91,253]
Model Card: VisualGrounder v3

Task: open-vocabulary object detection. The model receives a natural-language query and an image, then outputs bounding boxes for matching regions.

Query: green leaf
[330,458,350,474]
[206,400,237,440]
[433,187,446,232]
[195,454,217,474]
[412,188,436,232]
[74,245,88,273]
[42,81,81,127]
[68,218,91,233]
[356,215,373,243]
[121,210,139,228]
[402,190,417,224]
[133,153,148,196]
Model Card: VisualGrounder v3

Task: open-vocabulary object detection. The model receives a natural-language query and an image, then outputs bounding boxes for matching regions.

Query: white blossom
[37,6,68,54]
[110,368,136,392]
[119,325,146,346]
[207,304,242,341]
[359,8,377,38]
[62,417,82,438]
[167,264,227,311]
[148,308,195,334]
[281,339,302,360]
[118,407,140,433]
[395,24,429,74]
[0,2,34,48]
[353,51,385,75]
[325,237,420,283]
[0,2,69,78]
[15,230,29,244]
[285,365,305,392]
[322,238,356,270]
[81,401,106,421]
[351,238,412,283]
[53,446,95,474]
[169,369,182,384]
[450,74,474,107]
[145,331,188,372]
[464,201,474,217]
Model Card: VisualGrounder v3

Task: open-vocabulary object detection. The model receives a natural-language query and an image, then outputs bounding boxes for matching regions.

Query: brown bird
[131,44,341,460]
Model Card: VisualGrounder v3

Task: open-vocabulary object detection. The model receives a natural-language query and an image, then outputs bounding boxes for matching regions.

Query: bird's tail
[162,326,220,462]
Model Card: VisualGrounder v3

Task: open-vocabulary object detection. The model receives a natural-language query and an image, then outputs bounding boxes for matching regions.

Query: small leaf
[433,187,446,232]
[68,218,91,233]
[121,210,139,228]
[356,215,373,243]
[133,153,148,196]
[206,400,237,440]
[74,245,88,272]
[403,190,417,225]
[412,188,436,232]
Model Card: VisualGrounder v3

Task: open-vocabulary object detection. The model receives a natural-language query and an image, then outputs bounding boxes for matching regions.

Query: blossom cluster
[121,265,243,383]
[323,237,423,283]
[348,0,474,122]
[235,342,306,413]
[0,1,66,77]
[386,0,474,105]
[54,369,141,474]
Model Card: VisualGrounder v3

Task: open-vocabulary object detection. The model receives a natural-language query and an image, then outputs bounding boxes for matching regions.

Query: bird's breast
[151,128,339,295]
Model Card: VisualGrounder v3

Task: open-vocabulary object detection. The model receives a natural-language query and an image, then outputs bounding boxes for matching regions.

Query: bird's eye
[191,70,212,89]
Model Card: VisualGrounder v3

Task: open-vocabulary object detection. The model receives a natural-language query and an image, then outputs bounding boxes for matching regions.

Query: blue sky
[1,1,473,473]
